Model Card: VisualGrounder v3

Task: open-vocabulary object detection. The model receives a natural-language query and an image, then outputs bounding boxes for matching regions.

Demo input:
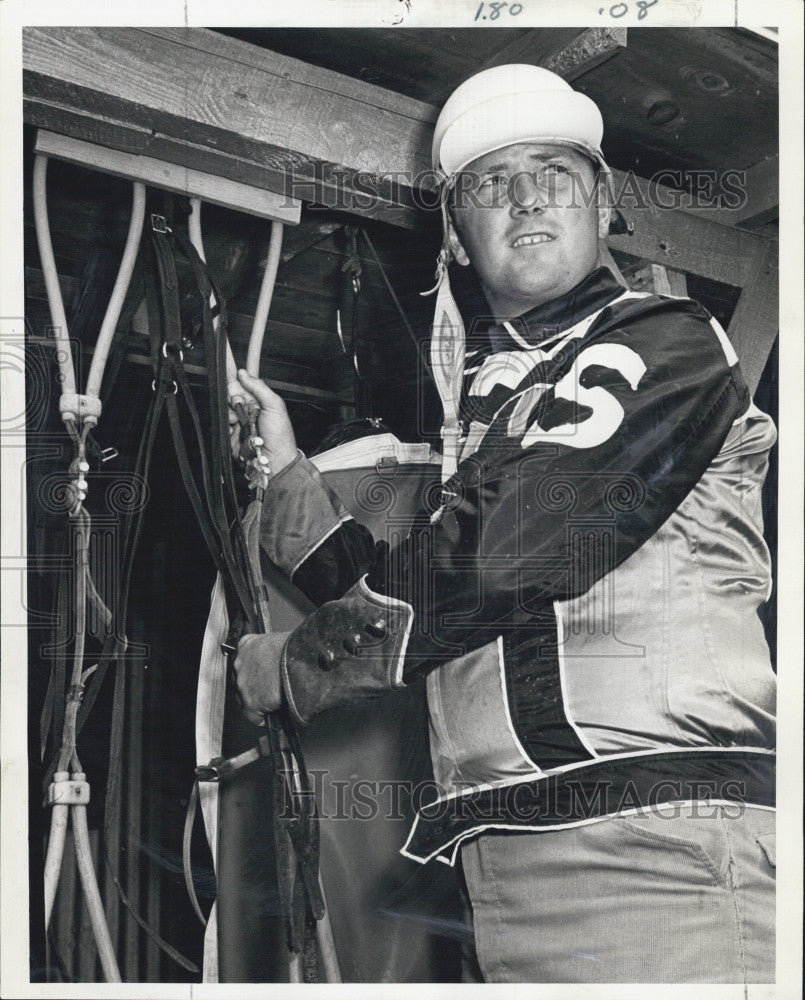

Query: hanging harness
[143,197,325,960]
[34,153,146,983]
[34,144,327,981]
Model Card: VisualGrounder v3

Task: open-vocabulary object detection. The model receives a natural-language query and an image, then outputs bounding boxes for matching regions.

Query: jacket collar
[487,266,625,353]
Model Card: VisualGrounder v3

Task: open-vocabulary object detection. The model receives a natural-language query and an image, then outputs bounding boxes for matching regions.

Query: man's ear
[596,171,613,239]
[446,212,471,267]
[597,202,612,240]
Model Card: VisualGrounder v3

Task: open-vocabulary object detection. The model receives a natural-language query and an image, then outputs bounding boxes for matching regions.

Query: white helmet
[432,64,606,180]
[426,66,624,481]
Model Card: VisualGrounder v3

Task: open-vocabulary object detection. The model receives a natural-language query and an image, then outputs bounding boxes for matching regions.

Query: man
[233,65,776,983]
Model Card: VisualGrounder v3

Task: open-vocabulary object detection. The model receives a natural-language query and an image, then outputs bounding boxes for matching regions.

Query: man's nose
[508,171,548,215]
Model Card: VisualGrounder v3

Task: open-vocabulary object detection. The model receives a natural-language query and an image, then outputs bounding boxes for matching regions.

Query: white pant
[460,804,775,983]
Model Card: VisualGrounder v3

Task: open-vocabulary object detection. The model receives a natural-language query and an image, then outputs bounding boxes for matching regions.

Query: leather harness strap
[146,201,323,956]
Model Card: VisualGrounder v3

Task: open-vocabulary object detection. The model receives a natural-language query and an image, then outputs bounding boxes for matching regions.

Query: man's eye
[480,175,506,189]
[543,164,569,175]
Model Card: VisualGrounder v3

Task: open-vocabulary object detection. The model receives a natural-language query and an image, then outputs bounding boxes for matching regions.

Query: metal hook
[151,379,179,395]
[162,342,184,362]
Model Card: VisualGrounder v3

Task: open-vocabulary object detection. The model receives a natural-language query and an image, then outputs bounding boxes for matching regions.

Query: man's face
[446,142,611,320]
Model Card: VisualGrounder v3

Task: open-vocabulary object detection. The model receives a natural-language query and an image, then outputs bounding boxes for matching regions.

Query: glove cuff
[281,576,413,726]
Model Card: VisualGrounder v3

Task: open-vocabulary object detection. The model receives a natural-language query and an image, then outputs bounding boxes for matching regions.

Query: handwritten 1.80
[474,2,523,20]
[600,0,658,17]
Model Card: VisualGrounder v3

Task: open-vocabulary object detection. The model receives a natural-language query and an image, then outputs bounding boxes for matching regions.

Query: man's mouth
[511,233,554,248]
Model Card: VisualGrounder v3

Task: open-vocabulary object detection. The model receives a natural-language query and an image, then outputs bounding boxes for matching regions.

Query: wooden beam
[24,95,422,230]
[23,26,432,227]
[542,27,628,81]
[25,99,389,224]
[687,156,778,230]
[726,240,778,393]
[623,263,688,297]
[149,26,436,125]
[606,169,771,286]
[478,28,581,71]
[730,155,779,228]
[478,27,627,80]
[34,130,301,224]
[25,26,436,165]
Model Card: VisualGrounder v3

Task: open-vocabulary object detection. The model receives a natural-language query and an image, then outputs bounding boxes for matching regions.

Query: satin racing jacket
[259,266,776,865]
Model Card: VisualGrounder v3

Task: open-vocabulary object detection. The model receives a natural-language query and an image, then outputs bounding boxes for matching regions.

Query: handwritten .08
[599,0,659,18]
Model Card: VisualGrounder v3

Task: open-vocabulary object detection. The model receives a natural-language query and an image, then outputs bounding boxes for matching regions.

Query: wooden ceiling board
[538,29,777,177]
[213,26,777,180]
[216,28,530,104]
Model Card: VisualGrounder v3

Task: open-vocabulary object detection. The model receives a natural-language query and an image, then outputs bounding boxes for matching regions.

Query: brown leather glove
[280,576,414,726]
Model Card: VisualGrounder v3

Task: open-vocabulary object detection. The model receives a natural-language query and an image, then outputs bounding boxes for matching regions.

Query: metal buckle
[195,757,226,783]
[150,213,172,234]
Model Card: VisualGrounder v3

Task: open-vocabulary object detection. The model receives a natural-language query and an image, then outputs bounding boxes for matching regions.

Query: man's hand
[233,632,288,726]
[228,369,298,474]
